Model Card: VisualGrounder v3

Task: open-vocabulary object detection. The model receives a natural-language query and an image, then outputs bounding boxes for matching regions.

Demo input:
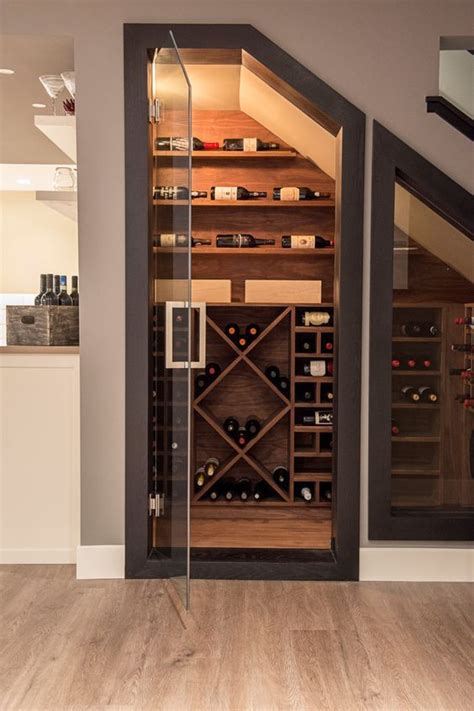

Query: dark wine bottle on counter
[418,386,438,403]
[70,276,79,306]
[154,136,219,151]
[205,362,221,379]
[204,457,219,477]
[221,478,236,501]
[273,187,331,201]
[210,187,267,200]
[41,274,58,305]
[223,138,279,151]
[265,365,280,382]
[153,186,208,200]
[58,276,73,306]
[154,234,211,247]
[451,344,474,353]
[195,372,208,395]
[35,274,47,305]
[245,323,261,340]
[401,385,420,402]
[224,323,240,341]
[272,465,289,489]
[216,234,275,248]
[295,484,313,502]
[237,477,252,501]
[281,235,334,248]
[246,418,261,438]
[223,417,239,438]
[237,427,248,447]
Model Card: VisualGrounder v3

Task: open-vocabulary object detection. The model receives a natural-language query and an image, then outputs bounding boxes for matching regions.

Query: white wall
[1,1,472,567]
[439,49,474,118]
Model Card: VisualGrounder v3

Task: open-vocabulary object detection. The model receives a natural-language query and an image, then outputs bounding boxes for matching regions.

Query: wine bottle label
[314,411,333,425]
[214,186,237,200]
[280,187,300,201]
[159,234,177,247]
[243,138,258,152]
[171,137,189,151]
[303,311,331,326]
[310,360,326,376]
[289,235,315,248]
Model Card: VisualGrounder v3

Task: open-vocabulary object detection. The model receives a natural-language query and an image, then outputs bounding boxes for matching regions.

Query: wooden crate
[6,305,79,346]
[154,279,231,303]
[245,280,322,304]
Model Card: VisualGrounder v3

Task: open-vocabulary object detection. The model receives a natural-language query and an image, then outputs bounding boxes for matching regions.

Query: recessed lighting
[16,178,32,185]
[0,68,15,75]
[32,103,47,108]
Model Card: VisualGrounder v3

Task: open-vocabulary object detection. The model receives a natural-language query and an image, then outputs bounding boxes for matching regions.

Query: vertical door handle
[165,301,206,369]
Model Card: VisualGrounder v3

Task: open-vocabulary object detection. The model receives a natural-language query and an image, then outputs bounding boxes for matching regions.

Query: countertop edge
[0,346,80,354]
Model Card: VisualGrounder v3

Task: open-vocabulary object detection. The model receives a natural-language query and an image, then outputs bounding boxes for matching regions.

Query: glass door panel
[149,32,192,609]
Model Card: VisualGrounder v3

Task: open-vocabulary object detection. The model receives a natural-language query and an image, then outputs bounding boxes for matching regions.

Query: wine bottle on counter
[153,186,208,200]
[301,311,331,326]
[216,234,275,248]
[223,417,239,438]
[205,362,221,379]
[273,187,331,201]
[451,344,474,353]
[204,457,219,477]
[245,323,261,341]
[295,484,313,502]
[154,136,219,151]
[154,234,211,247]
[281,235,334,248]
[391,420,400,436]
[265,364,280,382]
[58,276,73,306]
[221,478,236,501]
[223,137,279,151]
[53,274,61,297]
[70,276,79,306]
[401,385,420,402]
[418,386,438,403]
[224,323,240,341]
[195,468,206,489]
[245,418,261,438]
[237,477,252,501]
[272,465,289,489]
[35,274,47,305]
[41,274,58,305]
[210,187,267,200]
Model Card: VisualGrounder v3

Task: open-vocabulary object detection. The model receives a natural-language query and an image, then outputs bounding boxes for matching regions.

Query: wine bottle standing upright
[53,275,61,297]
[58,276,73,305]
[35,274,47,305]
[41,274,58,305]
[70,276,79,306]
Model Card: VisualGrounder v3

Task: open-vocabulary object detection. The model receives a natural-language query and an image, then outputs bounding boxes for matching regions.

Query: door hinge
[149,98,163,124]
[148,492,165,517]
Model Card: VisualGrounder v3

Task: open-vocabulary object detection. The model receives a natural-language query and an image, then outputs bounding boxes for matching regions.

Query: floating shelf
[392,436,441,443]
[35,190,77,221]
[392,336,442,343]
[34,115,76,162]
[152,199,335,208]
[153,247,335,256]
[392,370,441,376]
[153,149,298,159]
[391,469,440,477]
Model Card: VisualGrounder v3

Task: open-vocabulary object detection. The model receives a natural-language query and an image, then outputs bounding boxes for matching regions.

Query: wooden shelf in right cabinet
[392,336,442,343]
[391,370,441,376]
[295,376,334,383]
[152,199,335,208]
[153,149,298,159]
[392,436,441,443]
[153,247,335,256]
[391,469,440,477]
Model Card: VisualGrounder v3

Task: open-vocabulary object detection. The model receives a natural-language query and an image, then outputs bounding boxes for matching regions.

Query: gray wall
[1,0,472,547]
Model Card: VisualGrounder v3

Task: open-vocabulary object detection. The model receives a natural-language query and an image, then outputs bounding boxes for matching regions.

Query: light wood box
[154,279,231,303]
[244,280,322,304]
[6,306,79,346]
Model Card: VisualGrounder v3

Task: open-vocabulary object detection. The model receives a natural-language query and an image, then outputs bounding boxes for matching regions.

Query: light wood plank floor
[0,566,472,710]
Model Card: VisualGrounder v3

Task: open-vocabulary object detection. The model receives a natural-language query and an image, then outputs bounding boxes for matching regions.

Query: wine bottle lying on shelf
[195,468,206,489]
[223,417,239,438]
[301,311,331,326]
[195,372,208,396]
[321,383,334,401]
[237,477,252,501]
[210,186,267,200]
[272,465,289,489]
[204,457,220,477]
[153,186,207,200]
[221,478,236,501]
[295,484,313,502]
[295,384,314,402]
[216,234,275,248]
[449,368,473,380]
[301,410,333,425]
[246,418,261,437]
[320,483,332,503]
[399,321,439,337]
[154,136,219,151]
[400,385,421,402]
[297,360,330,377]
[224,323,240,341]
[454,316,474,327]
[278,376,290,395]
[273,187,331,201]
[236,427,249,447]
[392,420,400,436]
[265,364,280,382]
[205,362,221,380]
[154,234,211,247]
[451,344,474,353]
[253,480,270,501]
[245,323,261,341]
[321,334,333,352]
[281,235,334,248]
[223,138,279,151]
[418,386,438,403]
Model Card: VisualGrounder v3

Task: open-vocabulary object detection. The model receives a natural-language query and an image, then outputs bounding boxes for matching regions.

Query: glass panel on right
[391,183,474,511]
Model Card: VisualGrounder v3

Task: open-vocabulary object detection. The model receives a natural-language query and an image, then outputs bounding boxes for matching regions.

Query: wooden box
[6,306,79,346]
[245,280,322,304]
[154,279,231,303]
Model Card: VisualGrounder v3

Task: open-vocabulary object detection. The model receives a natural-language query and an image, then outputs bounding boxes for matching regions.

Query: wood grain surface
[1,565,472,710]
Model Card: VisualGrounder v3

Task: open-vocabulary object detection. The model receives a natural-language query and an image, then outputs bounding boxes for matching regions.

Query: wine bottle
[295,484,313,502]
[237,427,248,447]
[451,344,474,353]
[237,477,252,501]
[245,323,261,340]
[272,465,289,488]
[391,358,401,369]
[209,484,221,501]
[281,235,334,248]
[204,457,219,477]
[321,383,334,401]
[265,365,280,382]
[236,334,249,350]
[400,322,422,337]
[223,417,239,438]
[420,356,433,369]
[278,376,290,395]
[450,367,472,378]
[391,420,400,436]
[154,234,211,247]
[210,187,267,200]
[153,186,208,200]
[253,480,269,501]
[301,311,331,326]
[205,362,221,379]
[154,136,219,151]
[301,410,333,425]
[216,234,275,247]
[326,361,334,376]
[401,385,420,402]
[320,483,332,503]
[53,274,60,297]
[245,418,261,438]
[297,360,327,377]
[223,138,279,151]
[58,276,72,306]
[418,386,438,403]
[195,372,208,395]
[224,323,240,341]
[34,274,47,305]
[195,468,206,489]
[321,334,333,352]
[70,276,79,306]
[221,478,236,501]
[295,384,314,401]
[420,322,439,337]
[404,356,417,369]
[273,187,331,201]
[454,316,474,326]
[41,274,58,305]
[297,335,314,352]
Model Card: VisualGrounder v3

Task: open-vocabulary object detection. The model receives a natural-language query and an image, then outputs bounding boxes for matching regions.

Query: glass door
[149,32,197,609]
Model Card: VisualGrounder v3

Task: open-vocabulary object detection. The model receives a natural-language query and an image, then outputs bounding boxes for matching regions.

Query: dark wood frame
[426,96,474,141]
[369,121,474,541]
[125,24,365,579]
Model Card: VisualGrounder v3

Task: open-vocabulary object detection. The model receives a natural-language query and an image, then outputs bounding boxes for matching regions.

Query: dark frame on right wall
[368,121,474,541]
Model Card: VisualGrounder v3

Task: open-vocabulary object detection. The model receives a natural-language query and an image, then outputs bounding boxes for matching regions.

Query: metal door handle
[165,301,206,369]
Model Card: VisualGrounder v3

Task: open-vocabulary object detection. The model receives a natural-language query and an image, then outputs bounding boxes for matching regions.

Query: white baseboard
[360,547,474,582]
[76,544,125,579]
[0,548,76,564]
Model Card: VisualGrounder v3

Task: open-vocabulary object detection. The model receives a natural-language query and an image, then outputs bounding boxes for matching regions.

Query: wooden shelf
[295,376,333,383]
[295,402,333,408]
[153,246,335,256]
[152,199,335,208]
[392,336,442,343]
[392,402,440,409]
[294,451,332,458]
[294,472,332,481]
[392,436,440,443]
[295,326,334,333]
[391,469,440,478]
[294,426,332,432]
[153,149,298,159]
[392,370,441,376]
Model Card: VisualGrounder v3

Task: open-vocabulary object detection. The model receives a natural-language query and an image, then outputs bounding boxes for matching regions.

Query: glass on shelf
[53,167,76,191]
[39,74,65,115]
[60,71,75,98]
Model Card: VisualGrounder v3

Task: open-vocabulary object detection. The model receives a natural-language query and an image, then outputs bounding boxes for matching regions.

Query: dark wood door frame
[369,120,474,541]
[125,24,365,579]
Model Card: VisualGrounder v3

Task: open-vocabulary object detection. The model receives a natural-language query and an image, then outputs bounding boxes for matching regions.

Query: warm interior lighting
[15,178,32,185]
[0,68,15,75]
[32,102,47,108]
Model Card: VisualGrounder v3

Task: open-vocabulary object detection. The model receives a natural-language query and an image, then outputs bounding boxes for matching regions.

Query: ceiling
[0,34,74,164]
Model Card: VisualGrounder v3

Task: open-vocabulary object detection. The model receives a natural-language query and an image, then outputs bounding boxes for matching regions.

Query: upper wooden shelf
[153,247,335,256]
[152,199,335,208]
[153,150,298,159]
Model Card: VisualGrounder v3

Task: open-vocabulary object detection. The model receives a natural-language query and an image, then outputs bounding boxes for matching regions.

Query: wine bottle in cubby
[450,368,472,380]
[204,457,220,477]
[451,344,474,353]
[205,362,221,379]
[401,385,420,402]
[245,323,261,341]
[154,136,219,151]
[420,322,439,337]
[321,333,333,352]
[400,321,422,336]
[295,484,313,502]
[223,138,279,151]
[297,360,327,377]
[245,418,261,438]
[216,234,275,248]
[320,433,333,450]
[224,417,239,438]
[420,356,433,369]
[320,383,334,402]
[391,357,401,369]
[210,187,267,200]
[272,465,289,489]
[253,480,269,501]
[295,383,315,402]
[35,274,47,305]
[301,311,332,326]
[195,372,208,396]
[302,410,333,425]
[224,323,240,341]
[237,477,252,501]
[237,427,249,447]
[320,483,332,502]
[195,468,206,489]
[265,364,280,382]
[208,484,221,501]
[273,187,331,201]
[278,376,290,395]
[418,386,438,403]
[153,186,208,200]
[236,334,249,350]
[392,420,400,435]
[454,316,474,326]
[296,334,316,353]
[281,235,333,248]
[221,478,236,501]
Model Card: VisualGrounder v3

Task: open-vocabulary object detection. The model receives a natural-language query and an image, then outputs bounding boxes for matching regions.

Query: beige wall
[1,0,472,551]
[0,191,78,293]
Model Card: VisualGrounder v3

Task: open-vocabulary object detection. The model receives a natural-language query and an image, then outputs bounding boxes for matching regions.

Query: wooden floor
[0,566,472,710]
